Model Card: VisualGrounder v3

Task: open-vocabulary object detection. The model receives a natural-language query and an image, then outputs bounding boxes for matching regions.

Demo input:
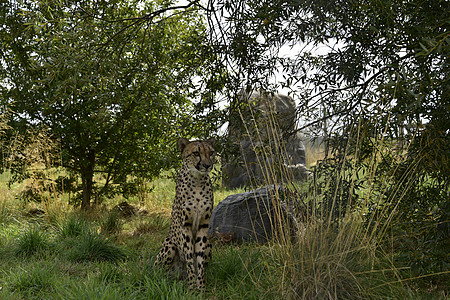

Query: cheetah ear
[178,138,190,153]
[206,137,215,147]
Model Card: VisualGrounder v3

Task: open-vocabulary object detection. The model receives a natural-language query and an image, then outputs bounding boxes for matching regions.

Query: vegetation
[0,0,225,209]
[0,0,448,298]
[208,0,449,294]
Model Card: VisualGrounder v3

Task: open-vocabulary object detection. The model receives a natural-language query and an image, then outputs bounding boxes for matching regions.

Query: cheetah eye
[193,151,200,156]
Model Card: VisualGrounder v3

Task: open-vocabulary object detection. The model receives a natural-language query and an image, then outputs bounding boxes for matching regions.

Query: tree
[0,0,223,209]
[207,0,449,195]
[207,0,449,272]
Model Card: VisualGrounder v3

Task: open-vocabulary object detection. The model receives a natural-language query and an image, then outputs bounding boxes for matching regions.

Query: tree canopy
[206,0,449,274]
[0,0,224,208]
[207,0,449,184]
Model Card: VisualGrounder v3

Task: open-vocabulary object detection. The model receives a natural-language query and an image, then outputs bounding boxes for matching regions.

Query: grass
[15,226,52,257]
[5,261,58,299]
[0,144,448,299]
[0,171,258,299]
[65,230,128,263]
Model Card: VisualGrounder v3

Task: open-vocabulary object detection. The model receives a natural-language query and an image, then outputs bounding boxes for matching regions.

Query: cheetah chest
[182,186,212,236]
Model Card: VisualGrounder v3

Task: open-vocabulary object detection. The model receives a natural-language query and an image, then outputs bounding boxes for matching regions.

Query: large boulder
[222,90,308,188]
[208,185,297,243]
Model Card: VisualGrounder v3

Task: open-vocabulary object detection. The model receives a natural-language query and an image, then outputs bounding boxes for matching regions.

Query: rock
[208,185,296,243]
[25,208,45,217]
[112,201,148,218]
[222,90,309,188]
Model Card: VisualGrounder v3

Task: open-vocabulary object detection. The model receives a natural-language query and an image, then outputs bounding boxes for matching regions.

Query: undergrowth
[0,134,448,299]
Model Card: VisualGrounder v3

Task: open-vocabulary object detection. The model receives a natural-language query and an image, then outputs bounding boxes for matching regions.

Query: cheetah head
[178,138,215,175]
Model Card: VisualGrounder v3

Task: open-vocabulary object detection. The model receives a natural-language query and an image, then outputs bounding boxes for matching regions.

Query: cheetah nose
[202,163,211,169]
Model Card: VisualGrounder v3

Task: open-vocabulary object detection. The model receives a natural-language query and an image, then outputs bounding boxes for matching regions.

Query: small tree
[1,0,223,208]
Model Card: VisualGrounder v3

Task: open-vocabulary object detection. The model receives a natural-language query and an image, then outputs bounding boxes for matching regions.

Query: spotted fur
[154,137,215,290]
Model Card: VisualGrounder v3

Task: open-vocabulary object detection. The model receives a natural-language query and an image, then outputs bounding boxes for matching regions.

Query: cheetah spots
[155,138,215,290]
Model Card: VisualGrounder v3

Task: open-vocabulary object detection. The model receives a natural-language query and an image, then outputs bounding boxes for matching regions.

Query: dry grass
[224,94,446,299]
[0,108,448,299]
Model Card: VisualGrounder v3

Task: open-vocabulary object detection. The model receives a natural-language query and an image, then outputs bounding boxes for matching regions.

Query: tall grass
[0,103,447,299]
[228,91,429,299]
[0,194,11,225]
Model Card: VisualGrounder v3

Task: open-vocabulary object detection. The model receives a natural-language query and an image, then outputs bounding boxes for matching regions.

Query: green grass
[65,230,128,263]
[0,166,448,300]
[4,261,59,299]
[15,226,52,257]
[57,214,89,239]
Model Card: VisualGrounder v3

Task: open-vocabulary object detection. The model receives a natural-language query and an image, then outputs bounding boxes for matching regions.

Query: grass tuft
[57,214,89,239]
[100,210,123,235]
[15,226,52,257]
[67,230,127,262]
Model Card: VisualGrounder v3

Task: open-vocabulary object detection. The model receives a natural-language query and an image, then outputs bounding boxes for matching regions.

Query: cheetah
[154,137,215,290]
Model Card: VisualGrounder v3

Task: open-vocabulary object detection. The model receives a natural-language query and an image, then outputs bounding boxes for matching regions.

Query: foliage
[207,0,449,279]
[0,0,225,208]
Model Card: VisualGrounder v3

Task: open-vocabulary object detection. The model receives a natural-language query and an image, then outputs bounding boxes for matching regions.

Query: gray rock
[222,90,309,188]
[208,185,296,243]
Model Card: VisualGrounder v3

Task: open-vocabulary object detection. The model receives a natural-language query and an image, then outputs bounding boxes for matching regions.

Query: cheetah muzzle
[154,137,215,290]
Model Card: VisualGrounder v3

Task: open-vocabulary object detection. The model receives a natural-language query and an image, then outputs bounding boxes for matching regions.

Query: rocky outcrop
[222,90,308,188]
[208,185,297,243]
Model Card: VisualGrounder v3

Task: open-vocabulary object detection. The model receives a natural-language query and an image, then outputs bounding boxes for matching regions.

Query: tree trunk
[80,151,95,210]
[81,171,93,210]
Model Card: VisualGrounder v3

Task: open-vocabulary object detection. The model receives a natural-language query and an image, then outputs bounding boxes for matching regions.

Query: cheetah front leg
[194,222,212,290]
[180,227,197,290]
[155,236,177,267]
